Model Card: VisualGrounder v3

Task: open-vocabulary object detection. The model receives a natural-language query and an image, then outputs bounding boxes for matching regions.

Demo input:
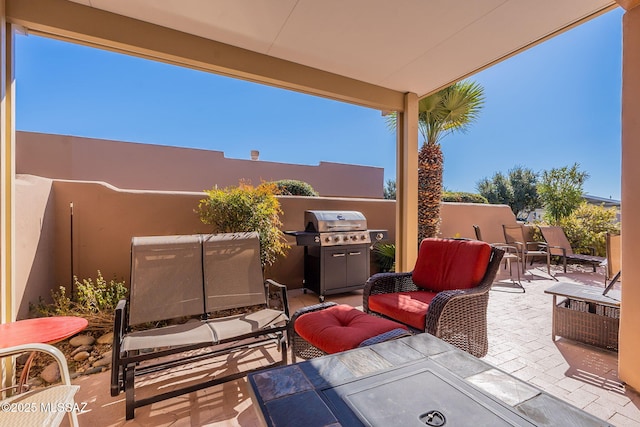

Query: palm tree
[389,80,485,242]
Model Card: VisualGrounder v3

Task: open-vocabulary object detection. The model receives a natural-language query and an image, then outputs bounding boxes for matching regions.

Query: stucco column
[619,2,640,391]
[1,18,15,324]
[395,92,419,272]
[0,4,16,391]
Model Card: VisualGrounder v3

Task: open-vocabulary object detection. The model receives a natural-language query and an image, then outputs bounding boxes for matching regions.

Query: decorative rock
[40,362,61,383]
[16,353,31,365]
[71,345,93,356]
[93,354,112,367]
[27,377,43,388]
[73,351,91,362]
[97,332,114,345]
[69,334,95,347]
[83,366,103,376]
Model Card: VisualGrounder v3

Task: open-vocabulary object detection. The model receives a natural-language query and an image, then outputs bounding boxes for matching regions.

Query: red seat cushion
[412,238,491,292]
[368,291,437,330]
[294,304,408,354]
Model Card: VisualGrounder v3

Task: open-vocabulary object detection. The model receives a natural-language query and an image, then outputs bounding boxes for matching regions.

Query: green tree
[477,172,512,205]
[476,166,538,218]
[509,166,539,217]
[538,163,589,224]
[388,80,484,241]
[383,179,396,200]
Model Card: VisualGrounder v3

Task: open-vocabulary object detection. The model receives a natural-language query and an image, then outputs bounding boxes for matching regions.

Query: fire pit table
[249,333,611,426]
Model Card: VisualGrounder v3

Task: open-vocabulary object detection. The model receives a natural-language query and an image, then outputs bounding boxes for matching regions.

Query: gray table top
[249,333,611,427]
[545,282,621,307]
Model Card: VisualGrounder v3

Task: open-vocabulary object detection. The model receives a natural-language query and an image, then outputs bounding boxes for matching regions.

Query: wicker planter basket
[554,298,619,351]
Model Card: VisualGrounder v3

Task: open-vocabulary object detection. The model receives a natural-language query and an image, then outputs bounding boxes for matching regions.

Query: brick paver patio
[70,263,639,426]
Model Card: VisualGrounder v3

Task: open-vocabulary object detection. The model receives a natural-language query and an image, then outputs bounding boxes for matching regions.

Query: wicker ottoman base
[553,298,619,351]
[289,302,410,361]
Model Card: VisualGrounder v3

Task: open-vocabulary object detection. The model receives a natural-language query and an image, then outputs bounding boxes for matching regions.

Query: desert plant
[197,181,289,267]
[33,271,127,332]
[272,179,319,196]
[373,243,396,272]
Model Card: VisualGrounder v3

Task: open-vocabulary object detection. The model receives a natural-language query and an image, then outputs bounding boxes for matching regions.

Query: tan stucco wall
[15,175,56,319]
[15,131,384,198]
[439,203,518,242]
[619,4,640,390]
[16,177,522,319]
[15,176,397,315]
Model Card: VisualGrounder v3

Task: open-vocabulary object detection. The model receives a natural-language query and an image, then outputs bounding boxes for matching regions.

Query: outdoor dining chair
[502,224,551,275]
[604,231,621,293]
[473,224,523,291]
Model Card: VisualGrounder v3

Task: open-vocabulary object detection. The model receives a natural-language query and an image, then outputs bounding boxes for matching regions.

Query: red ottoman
[290,302,410,361]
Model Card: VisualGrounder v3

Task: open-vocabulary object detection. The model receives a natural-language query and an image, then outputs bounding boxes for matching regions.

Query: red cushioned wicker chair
[363,238,504,358]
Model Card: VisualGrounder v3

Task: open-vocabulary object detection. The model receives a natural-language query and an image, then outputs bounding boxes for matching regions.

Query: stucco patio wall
[439,202,519,242]
[16,131,384,198]
[15,175,517,319]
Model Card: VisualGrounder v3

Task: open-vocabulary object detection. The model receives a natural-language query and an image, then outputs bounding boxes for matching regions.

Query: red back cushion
[412,238,491,292]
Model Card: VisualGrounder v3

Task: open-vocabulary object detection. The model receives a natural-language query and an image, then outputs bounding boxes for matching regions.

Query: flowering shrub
[197,181,289,267]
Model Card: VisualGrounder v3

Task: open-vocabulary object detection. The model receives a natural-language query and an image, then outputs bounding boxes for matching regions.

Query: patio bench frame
[110,232,289,420]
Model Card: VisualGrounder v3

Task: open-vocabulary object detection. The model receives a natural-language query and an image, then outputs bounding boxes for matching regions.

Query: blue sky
[15,8,623,199]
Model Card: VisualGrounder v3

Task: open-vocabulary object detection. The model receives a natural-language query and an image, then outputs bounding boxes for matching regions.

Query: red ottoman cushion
[294,304,409,354]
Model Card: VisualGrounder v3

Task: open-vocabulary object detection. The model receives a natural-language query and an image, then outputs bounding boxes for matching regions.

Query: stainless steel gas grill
[286,210,388,302]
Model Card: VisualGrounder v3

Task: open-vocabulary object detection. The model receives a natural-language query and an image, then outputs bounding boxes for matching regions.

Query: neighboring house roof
[583,194,621,207]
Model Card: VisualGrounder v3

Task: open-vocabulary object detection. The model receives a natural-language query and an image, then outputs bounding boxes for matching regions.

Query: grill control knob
[360,234,367,240]
[324,236,331,243]
[343,236,349,242]
[334,236,341,242]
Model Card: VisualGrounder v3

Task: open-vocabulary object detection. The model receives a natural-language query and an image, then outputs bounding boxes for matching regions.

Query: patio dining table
[249,333,611,426]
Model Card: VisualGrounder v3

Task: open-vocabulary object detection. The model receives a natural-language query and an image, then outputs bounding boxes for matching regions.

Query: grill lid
[304,210,367,233]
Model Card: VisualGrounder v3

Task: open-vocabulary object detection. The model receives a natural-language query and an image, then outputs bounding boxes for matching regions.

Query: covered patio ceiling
[8,0,617,111]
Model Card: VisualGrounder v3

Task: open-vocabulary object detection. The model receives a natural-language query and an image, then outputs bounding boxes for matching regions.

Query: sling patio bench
[110,232,289,420]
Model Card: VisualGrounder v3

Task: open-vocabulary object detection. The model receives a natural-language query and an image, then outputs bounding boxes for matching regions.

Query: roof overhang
[7,0,618,111]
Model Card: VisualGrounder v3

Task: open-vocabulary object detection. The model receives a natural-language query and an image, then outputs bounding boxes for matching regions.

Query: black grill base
[304,244,370,302]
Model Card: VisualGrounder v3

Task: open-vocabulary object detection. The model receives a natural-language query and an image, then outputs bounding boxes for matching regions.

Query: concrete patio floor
[68,263,639,426]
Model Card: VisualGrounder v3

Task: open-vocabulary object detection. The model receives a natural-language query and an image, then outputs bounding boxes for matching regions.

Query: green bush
[442,191,488,204]
[197,181,289,267]
[557,202,619,257]
[272,179,318,196]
